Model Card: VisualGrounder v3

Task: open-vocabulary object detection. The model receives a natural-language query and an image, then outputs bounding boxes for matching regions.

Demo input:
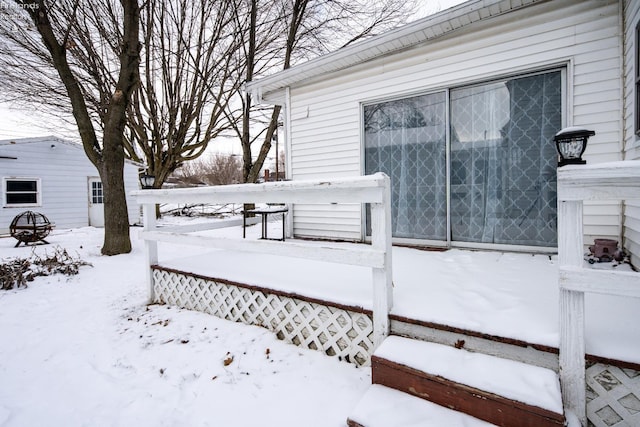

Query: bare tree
[202,154,243,185]
[173,154,243,187]
[0,0,418,245]
[229,0,417,184]
[1,0,244,186]
[0,0,249,229]
[125,0,244,189]
[0,0,140,255]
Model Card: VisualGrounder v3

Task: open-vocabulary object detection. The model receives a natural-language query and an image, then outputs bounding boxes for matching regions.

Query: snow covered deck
[152,218,640,368]
[133,164,640,426]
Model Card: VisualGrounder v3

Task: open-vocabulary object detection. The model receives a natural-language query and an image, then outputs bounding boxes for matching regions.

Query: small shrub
[0,247,92,290]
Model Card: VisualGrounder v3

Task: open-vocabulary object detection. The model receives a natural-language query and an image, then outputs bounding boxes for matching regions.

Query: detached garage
[0,136,140,235]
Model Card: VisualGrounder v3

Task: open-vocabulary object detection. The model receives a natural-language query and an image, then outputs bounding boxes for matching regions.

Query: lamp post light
[140,172,156,189]
[554,127,595,167]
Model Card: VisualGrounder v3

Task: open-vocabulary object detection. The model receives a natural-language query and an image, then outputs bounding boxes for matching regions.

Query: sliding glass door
[450,72,561,246]
[364,92,447,240]
[364,70,562,248]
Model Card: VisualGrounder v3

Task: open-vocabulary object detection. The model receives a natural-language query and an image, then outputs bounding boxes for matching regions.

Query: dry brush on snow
[0,246,91,290]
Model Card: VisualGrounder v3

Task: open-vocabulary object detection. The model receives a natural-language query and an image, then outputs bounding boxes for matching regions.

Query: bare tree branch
[233,0,418,184]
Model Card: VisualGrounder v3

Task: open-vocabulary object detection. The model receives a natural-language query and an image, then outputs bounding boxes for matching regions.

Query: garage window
[4,178,41,206]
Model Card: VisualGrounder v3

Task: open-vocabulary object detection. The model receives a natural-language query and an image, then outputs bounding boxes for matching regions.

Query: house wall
[623,0,640,267]
[0,137,140,235]
[287,0,623,247]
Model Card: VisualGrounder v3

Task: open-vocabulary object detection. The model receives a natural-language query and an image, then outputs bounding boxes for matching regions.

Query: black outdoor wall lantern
[139,172,156,189]
[554,127,595,167]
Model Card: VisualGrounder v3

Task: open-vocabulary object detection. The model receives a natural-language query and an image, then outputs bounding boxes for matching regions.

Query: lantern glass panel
[558,138,584,160]
[140,174,155,188]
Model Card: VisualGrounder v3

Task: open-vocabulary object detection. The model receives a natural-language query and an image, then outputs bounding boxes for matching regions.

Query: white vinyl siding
[623,0,640,267]
[288,0,622,244]
[0,138,140,235]
[289,88,362,240]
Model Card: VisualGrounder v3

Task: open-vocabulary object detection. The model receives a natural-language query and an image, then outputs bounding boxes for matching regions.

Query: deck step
[347,384,497,427]
[371,336,565,427]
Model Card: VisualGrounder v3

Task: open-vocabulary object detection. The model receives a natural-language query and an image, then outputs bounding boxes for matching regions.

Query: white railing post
[558,199,586,425]
[142,203,158,304]
[370,174,393,348]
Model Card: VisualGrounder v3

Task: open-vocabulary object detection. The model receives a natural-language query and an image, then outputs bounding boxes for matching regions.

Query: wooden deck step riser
[372,356,564,427]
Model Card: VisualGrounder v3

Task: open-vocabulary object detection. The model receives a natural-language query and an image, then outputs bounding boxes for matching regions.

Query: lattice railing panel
[153,269,375,366]
[586,362,640,427]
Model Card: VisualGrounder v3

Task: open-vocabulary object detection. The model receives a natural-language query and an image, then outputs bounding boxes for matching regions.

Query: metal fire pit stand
[9,211,54,247]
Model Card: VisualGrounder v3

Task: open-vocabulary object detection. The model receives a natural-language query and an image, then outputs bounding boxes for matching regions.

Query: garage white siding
[0,137,140,235]
[288,0,623,245]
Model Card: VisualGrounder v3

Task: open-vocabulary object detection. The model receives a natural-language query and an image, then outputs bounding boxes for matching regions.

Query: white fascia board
[245,0,543,98]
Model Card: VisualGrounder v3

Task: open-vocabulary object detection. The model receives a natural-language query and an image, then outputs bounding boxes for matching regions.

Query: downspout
[284,86,292,181]
[284,86,294,238]
[250,84,294,238]
[619,0,626,158]
[618,0,626,248]
[250,84,264,106]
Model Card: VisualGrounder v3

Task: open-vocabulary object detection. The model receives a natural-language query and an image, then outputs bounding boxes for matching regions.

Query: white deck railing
[132,173,393,348]
[557,160,640,425]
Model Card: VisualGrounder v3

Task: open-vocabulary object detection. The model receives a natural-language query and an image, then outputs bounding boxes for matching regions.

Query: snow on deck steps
[347,384,497,427]
[370,336,564,427]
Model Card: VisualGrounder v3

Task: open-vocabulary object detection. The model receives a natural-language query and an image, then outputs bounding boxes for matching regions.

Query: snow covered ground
[0,226,369,427]
[1,216,638,426]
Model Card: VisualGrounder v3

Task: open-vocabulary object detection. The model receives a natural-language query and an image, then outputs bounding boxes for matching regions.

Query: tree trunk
[99,126,132,254]
[22,0,140,256]
[98,0,140,255]
[99,160,132,255]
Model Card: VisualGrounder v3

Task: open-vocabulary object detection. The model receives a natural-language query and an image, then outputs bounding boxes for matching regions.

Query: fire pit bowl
[9,211,54,247]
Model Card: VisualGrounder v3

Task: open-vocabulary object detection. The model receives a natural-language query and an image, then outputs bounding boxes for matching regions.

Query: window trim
[3,177,42,208]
